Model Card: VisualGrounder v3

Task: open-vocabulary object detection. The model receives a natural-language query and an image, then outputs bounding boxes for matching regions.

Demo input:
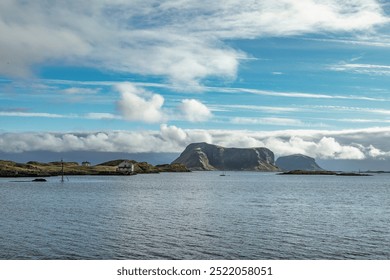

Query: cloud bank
[0,0,387,86]
[2,126,390,160]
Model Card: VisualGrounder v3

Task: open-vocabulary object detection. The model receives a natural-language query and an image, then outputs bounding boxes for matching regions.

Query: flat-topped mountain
[172,142,279,171]
[275,154,324,171]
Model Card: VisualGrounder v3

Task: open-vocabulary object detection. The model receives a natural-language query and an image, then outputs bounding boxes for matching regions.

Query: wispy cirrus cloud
[0,107,29,113]
[231,117,305,126]
[211,87,387,101]
[338,118,390,123]
[305,35,390,48]
[61,87,101,95]
[84,113,121,120]
[310,105,390,116]
[329,63,390,75]
[0,110,122,120]
[0,111,70,118]
[215,105,300,113]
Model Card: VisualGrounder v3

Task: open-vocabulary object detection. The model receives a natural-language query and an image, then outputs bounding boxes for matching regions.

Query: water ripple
[1,173,389,259]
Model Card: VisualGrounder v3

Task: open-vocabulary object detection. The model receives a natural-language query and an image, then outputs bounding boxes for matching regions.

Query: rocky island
[275,154,371,175]
[275,154,324,171]
[172,142,279,171]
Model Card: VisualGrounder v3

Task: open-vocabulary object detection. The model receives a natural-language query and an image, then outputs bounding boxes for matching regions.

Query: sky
[2,0,390,167]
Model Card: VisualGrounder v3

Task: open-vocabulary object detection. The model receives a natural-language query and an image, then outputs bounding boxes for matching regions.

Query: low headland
[279,170,372,176]
[0,159,189,178]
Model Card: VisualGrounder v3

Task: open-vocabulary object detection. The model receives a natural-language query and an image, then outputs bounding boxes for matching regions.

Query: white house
[116,160,135,174]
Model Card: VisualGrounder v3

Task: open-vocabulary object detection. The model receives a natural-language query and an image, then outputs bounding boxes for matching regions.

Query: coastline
[279,170,372,176]
[0,159,189,178]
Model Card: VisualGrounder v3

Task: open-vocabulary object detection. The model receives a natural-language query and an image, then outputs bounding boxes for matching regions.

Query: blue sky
[2,0,390,162]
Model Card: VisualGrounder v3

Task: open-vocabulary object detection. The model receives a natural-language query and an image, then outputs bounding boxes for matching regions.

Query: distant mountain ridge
[172,142,279,171]
[275,154,324,171]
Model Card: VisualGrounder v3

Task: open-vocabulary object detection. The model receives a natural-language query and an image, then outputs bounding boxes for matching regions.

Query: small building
[116,160,135,174]
[81,161,91,167]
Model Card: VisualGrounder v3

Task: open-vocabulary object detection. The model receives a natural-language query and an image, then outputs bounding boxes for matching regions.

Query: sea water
[0,172,389,259]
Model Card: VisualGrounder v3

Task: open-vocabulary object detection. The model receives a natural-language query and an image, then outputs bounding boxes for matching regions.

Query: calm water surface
[0,172,389,259]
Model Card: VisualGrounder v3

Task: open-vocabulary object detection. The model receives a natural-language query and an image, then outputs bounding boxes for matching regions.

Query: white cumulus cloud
[178,99,212,122]
[116,83,212,123]
[116,83,166,123]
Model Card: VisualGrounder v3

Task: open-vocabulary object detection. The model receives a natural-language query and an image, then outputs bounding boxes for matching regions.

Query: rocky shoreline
[279,170,372,176]
[0,159,189,178]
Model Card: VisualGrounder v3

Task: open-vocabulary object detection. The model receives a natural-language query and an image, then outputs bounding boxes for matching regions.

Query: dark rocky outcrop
[155,163,190,172]
[172,142,279,171]
[32,178,47,182]
[280,170,335,175]
[275,154,324,171]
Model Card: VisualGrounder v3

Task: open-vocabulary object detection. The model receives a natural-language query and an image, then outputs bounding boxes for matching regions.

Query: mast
[61,159,64,182]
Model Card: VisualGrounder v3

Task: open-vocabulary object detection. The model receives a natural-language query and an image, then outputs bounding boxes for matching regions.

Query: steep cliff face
[275,154,324,171]
[172,142,279,171]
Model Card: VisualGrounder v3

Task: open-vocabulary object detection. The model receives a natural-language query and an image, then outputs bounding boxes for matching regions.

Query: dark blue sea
[1,172,389,259]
